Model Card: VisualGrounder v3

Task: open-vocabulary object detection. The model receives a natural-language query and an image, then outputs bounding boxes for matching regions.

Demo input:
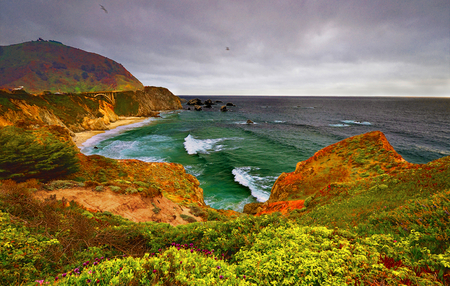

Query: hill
[0,39,144,93]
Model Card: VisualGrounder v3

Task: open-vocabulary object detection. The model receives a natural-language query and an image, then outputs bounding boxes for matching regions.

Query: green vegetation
[0,126,79,182]
[0,126,448,285]
[1,177,448,285]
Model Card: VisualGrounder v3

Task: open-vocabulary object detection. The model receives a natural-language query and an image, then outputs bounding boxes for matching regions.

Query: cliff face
[0,87,182,132]
[0,40,144,93]
[248,131,416,215]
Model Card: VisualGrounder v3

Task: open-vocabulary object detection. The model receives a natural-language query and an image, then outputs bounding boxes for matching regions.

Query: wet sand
[73,117,149,148]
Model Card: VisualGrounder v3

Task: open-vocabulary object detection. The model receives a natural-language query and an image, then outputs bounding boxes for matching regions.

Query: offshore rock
[204,99,215,106]
[187,98,203,105]
[220,105,228,112]
[194,105,203,111]
[246,119,254,124]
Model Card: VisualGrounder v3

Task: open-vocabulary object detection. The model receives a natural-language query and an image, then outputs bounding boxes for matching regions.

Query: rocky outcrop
[194,105,202,111]
[246,131,415,215]
[267,131,411,203]
[220,105,228,112]
[134,86,182,116]
[246,119,254,124]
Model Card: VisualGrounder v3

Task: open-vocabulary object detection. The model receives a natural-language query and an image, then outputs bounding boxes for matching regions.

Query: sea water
[80,96,450,211]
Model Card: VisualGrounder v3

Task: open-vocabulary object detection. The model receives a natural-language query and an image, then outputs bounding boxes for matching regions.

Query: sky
[1,0,449,96]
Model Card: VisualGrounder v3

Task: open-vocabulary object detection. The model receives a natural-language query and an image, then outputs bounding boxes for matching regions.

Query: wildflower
[153,269,157,273]
[96,280,100,283]
[191,249,194,253]
[55,276,58,281]
[217,266,221,269]
[87,279,91,283]
[158,249,162,252]
[94,262,98,266]
[220,275,224,279]
[243,275,246,279]
[180,261,183,264]
[62,273,67,278]
[393,240,397,243]
[35,280,44,285]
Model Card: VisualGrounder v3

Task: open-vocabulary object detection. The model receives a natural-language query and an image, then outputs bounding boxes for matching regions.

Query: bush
[0,126,79,182]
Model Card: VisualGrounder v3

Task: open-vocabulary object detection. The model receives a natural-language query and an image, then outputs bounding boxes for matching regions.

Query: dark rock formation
[204,99,215,106]
[226,102,236,107]
[246,119,254,124]
[243,202,263,215]
[194,105,203,111]
[187,98,203,105]
[220,105,228,112]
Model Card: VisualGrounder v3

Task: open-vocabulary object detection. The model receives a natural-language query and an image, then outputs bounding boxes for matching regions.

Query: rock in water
[194,105,203,111]
[187,98,203,105]
[226,102,236,107]
[246,119,254,124]
[220,105,228,112]
[204,99,215,106]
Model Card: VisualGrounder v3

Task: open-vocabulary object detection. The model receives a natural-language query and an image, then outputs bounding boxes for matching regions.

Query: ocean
[80,96,450,211]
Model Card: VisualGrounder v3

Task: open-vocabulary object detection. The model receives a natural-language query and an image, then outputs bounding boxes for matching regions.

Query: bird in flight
[100,4,108,13]
[226,47,230,51]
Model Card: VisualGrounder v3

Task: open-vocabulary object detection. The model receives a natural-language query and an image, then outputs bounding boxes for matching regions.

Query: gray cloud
[1,0,449,96]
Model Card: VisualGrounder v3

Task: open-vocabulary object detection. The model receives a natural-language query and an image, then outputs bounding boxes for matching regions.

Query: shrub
[180,214,197,223]
[0,126,79,182]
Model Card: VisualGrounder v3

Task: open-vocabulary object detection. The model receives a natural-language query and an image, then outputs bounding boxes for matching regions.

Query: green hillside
[0,40,144,94]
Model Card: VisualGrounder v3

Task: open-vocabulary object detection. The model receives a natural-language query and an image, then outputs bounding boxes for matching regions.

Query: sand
[73,117,149,148]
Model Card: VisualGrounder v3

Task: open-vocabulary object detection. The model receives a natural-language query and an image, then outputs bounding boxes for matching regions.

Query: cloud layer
[1,0,449,96]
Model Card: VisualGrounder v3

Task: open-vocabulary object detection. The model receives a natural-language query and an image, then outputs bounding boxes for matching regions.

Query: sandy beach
[73,117,149,148]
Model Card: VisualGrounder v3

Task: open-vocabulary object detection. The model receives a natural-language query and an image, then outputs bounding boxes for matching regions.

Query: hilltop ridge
[0,40,144,93]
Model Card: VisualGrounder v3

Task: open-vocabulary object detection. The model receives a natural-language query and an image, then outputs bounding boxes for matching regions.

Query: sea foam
[183,134,224,155]
[232,167,272,202]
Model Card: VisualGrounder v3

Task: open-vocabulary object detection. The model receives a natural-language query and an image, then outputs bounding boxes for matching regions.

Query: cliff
[246,131,418,215]
[0,87,182,132]
[0,40,143,93]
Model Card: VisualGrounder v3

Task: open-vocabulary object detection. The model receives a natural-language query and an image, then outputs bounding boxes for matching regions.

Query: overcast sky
[1,0,449,96]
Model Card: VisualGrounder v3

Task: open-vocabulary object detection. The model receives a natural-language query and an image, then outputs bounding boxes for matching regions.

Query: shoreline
[73,116,150,148]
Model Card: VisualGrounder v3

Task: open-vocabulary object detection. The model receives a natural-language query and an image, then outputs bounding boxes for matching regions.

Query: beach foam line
[79,117,156,152]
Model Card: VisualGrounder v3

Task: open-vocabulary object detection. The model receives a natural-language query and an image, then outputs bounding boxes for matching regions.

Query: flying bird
[226,47,230,51]
[99,4,108,13]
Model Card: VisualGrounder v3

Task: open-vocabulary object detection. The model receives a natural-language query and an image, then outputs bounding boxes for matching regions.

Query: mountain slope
[0,40,144,93]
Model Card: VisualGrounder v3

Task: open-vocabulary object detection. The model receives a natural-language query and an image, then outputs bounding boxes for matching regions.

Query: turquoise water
[80,96,450,211]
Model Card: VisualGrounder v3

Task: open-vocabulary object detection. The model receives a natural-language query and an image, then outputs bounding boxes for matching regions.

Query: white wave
[341,120,372,125]
[184,165,204,177]
[232,167,273,202]
[273,120,286,123]
[183,134,224,155]
[329,124,350,127]
[138,156,167,163]
[235,121,258,125]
